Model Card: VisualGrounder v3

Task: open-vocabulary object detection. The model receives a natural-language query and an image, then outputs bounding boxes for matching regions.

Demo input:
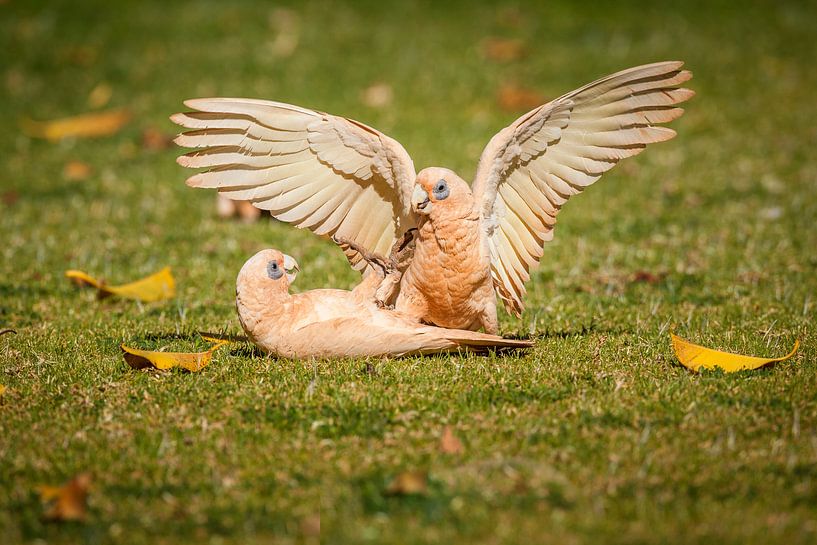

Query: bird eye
[433,179,450,200]
[266,260,283,280]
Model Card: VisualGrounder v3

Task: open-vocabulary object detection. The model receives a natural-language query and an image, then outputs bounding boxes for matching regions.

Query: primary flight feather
[174,61,693,333]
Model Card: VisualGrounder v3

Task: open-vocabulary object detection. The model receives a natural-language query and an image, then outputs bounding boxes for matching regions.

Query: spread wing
[471,62,694,315]
[172,98,417,274]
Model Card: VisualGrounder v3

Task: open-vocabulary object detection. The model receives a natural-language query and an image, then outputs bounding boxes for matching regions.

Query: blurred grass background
[1,0,816,544]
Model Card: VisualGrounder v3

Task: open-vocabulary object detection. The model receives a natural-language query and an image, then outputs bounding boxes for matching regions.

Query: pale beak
[412,185,431,214]
[283,254,299,283]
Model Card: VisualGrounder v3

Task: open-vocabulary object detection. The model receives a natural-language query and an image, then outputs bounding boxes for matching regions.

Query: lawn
[1,0,816,543]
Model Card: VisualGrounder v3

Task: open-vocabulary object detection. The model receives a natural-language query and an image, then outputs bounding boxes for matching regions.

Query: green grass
[1,0,816,543]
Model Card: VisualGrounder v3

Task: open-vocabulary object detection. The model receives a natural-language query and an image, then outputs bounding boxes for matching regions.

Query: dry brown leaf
[482,38,528,62]
[236,200,263,222]
[300,514,320,537]
[141,127,174,151]
[361,83,393,109]
[1,190,19,207]
[38,473,92,522]
[87,83,112,109]
[21,108,132,141]
[63,161,92,181]
[631,270,666,285]
[439,426,464,455]
[497,84,545,112]
[386,470,428,496]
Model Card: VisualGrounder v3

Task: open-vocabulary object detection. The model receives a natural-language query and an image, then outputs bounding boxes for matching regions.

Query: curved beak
[412,185,431,214]
[283,254,299,283]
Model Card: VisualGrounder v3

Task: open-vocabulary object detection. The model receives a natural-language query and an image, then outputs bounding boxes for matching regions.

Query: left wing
[471,62,694,315]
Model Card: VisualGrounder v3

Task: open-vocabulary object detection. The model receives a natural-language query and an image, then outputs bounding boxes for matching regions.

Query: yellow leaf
[121,339,229,372]
[0,385,6,396]
[671,333,799,373]
[38,473,92,522]
[385,471,428,496]
[20,108,131,141]
[63,160,92,181]
[65,267,175,302]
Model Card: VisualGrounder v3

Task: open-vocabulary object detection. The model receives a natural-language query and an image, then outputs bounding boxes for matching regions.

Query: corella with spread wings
[236,249,532,358]
[175,61,693,333]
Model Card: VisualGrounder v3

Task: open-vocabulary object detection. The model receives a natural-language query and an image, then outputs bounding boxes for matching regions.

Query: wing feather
[173,98,417,274]
[472,62,693,315]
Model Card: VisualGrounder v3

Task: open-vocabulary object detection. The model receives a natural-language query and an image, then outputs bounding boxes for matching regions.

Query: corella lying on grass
[235,249,532,358]
[175,61,693,334]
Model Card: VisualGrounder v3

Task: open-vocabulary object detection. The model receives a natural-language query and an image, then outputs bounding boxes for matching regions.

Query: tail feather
[426,326,533,353]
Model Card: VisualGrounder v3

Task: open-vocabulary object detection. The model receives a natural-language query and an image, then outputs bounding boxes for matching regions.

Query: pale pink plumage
[176,62,693,334]
[236,249,531,359]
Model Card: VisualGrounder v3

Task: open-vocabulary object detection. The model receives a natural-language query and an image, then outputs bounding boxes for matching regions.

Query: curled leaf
[65,267,175,302]
[671,334,799,373]
[38,473,92,522]
[21,108,131,141]
[122,339,229,372]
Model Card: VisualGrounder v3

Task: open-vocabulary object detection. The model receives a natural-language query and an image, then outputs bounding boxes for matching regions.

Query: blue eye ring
[267,260,284,280]
[433,179,449,200]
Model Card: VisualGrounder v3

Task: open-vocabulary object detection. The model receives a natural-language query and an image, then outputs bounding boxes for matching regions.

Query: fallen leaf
[121,338,230,372]
[65,267,175,302]
[671,334,799,373]
[0,385,5,397]
[497,84,545,112]
[63,161,92,181]
[38,473,92,522]
[1,190,19,206]
[482,37,527,62]
[439,426,464,455]
[21,108,132,141]
[631,270,666,284]
[361,82,393,109]
[236,200,262,222]
[87,82,112,109]
[140,127,174,151]
[385,470,428,496]
[300,514,320,537]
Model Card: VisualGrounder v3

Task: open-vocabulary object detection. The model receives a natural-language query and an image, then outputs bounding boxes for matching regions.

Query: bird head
[236,249,300,300]
[412,167,473,220]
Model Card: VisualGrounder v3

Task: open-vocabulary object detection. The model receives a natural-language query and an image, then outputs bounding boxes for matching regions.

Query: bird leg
[332,236,393,276]
[333,230,416,308]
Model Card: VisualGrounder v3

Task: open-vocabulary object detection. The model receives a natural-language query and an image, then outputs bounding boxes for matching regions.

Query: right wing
[172,98,417,273]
